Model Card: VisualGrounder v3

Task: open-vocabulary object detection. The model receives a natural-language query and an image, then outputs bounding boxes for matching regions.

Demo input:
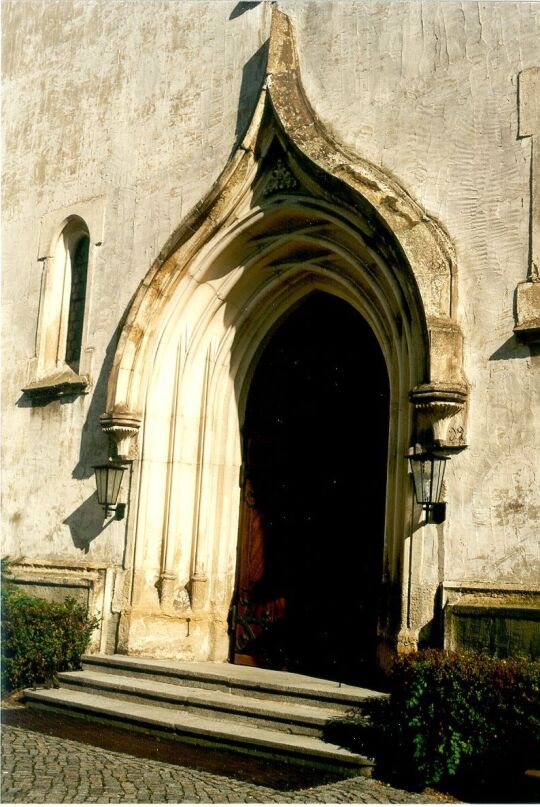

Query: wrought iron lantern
[93,462,127,517]
[407,448,449,524]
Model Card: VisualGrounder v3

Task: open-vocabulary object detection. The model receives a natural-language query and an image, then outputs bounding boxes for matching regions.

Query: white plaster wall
[2,0,269,564]
[3,1,539,588]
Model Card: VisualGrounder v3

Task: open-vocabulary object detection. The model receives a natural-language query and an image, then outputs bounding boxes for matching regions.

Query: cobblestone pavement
[1,725,436,804]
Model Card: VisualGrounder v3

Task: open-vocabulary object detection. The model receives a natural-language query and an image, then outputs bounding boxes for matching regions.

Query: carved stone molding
[410,383,468,447]
[100,403,141,460]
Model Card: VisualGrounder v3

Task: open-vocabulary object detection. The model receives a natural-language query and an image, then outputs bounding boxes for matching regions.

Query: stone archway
[101,7,468,667]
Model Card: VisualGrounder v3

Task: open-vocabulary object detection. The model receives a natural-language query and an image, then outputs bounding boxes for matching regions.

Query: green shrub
[1,585,99,693]
[381,649,540,793]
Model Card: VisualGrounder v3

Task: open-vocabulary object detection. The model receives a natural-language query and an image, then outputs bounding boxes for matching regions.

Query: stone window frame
[23,199,104,401]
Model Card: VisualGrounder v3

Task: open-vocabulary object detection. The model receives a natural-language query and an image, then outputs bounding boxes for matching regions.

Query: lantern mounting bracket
[425,502,446,525]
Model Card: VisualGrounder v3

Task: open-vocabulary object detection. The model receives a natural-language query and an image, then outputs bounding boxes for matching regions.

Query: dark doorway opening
[232,293,389,684]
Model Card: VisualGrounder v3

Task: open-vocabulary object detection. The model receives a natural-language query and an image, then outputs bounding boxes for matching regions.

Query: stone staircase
[24,654,387,774]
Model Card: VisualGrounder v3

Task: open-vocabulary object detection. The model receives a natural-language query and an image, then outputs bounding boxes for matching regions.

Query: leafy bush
[1,584,99,693]
[380,649,540,793]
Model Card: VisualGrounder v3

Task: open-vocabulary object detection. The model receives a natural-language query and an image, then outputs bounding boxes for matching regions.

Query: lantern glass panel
[410,458,420,503]
[430,453,447,503]
[410,454,428,504]
[94,465,109,506]
[107,465,125,505]
[93,463,126,509]
[409,451,448,505]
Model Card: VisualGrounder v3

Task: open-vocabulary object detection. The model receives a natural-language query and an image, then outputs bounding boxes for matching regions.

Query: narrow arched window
[65,235,89,372]
[35,217,91,381]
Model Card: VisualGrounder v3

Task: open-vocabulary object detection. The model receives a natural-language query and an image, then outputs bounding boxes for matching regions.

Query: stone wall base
[117,609,230,662]
[444,586,540,659]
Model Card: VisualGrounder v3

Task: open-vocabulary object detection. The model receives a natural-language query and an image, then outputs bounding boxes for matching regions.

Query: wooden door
[233,436,289,669]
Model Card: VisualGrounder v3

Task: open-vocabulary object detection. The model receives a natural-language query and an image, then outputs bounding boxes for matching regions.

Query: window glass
[65,235,89,372]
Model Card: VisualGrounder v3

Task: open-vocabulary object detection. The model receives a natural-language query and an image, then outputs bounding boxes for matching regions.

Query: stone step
[58,670,343,737]
[24,688,374,774]
[81,655,386,711]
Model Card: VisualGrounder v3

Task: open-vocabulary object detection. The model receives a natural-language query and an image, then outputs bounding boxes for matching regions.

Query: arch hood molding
[104,6,467,451]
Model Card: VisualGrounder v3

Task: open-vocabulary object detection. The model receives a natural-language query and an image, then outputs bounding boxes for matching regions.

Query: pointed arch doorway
[102,6,467,669]
[232,293,389,684]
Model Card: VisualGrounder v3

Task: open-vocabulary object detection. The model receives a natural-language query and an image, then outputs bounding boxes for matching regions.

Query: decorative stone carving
[410,383,468,447]
[262,159,298,196]
[100,403,141,460]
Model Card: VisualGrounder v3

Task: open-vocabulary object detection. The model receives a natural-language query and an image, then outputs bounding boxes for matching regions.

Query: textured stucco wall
[2,0,269,566]
[2,2,539,600]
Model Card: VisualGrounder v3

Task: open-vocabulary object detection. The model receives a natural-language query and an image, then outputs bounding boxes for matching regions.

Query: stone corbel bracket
[410,383,468,449]
[413,316,468,449]
[515,67,540,345]
[100,403,141,461]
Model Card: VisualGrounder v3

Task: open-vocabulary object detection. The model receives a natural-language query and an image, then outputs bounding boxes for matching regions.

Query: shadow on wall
[418,584,445,649]
[63,492,109,553]
[489,335,537,361]
[72,318,128,481]
[65,295,136,550]
[16,318,131,473]
[230,2,262,21]
[16,391,80,410]
[231,39,269,156]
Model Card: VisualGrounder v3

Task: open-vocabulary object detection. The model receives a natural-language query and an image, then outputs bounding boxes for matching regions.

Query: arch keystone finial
[267,5,300,79]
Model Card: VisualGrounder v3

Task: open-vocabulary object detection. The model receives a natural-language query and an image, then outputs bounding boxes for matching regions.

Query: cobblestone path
[1,725,435,804]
